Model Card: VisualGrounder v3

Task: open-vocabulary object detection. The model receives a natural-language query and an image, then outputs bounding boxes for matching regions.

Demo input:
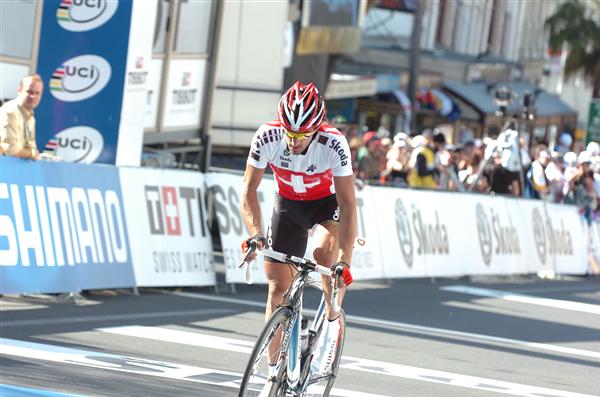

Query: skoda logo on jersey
[532,207,547,264]
[50,126,104,163]
[394,198,413,267]
[50,55,112,102]
[283,148,291,156]
[475,203,492,265]
[57,0,119,32]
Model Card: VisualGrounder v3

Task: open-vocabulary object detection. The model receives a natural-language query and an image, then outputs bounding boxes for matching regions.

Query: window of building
[0,1,37,59]
[174,0,213,54]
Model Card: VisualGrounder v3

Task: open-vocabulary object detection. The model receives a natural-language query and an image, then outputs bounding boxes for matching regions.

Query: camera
[493,86,513,108]
[522,91,536,119]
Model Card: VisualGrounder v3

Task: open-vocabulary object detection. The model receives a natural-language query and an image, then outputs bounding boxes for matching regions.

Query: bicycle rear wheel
[239,307,291,397]
[308,309,346,397]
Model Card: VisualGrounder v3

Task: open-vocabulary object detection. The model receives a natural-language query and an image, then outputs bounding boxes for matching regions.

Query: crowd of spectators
[335,121,599,224]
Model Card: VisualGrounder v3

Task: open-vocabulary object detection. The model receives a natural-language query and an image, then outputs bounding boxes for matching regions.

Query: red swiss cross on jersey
[247,121,353,201]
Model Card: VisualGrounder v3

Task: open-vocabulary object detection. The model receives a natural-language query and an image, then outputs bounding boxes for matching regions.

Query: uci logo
[394,198,413,267]
[475,203,492,265]
[50,126,104,163]
[532,208,547,265]
[57,0,119,32]
[50,55,112,102]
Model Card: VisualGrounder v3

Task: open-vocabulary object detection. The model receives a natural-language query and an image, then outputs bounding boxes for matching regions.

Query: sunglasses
[284,129,315,140]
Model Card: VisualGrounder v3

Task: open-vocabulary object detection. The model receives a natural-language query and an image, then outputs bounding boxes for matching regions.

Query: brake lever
[331,267,342,313]
[239,240,257,268]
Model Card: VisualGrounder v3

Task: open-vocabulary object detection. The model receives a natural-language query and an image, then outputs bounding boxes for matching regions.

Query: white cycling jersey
[247,121,353,201]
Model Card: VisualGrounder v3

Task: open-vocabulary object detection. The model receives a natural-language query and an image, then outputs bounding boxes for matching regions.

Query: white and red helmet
[278,81,326,133]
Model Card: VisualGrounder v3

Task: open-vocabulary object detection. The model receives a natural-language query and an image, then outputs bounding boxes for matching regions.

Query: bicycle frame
[239,243,343,396]
[280,267,312,391]
[277,268,333,395]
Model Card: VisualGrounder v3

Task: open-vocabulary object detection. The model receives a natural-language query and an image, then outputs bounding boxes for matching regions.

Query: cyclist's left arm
[333,174,357,268]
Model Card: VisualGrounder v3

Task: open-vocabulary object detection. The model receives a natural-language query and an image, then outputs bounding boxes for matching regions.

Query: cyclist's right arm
[241,163,266,237]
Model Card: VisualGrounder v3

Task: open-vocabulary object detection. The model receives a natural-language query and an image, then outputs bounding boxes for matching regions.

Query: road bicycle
[238,240,346,397]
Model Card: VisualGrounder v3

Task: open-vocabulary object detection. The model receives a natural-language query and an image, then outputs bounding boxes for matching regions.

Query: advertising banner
[162,59,207,129]
[35,0,133,164]
[587,219,600,274]
[0,157,134,294]
[119,167,215,287]
[338,186,384,280]
[543,202,587,274]
[452,195,555,276]
[206,172,275,284]
[372,187,460,278]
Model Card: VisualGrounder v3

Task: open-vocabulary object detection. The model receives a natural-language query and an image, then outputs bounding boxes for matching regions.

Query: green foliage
[545,0,600,94]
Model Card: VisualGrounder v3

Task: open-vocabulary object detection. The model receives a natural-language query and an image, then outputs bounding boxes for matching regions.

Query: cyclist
[240,81,356,380]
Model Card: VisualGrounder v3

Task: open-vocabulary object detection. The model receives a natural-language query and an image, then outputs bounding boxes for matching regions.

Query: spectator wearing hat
[408,131,437,189]
[382,138,410,186]
[554,132,573,155]
[562,151,581,204]
[587,141,600,164]
[527,145,551,200]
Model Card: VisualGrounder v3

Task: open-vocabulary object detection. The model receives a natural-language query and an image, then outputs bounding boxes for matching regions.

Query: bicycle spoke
[239,308,290,397]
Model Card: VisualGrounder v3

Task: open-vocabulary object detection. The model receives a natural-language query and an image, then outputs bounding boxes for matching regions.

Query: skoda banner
[35,0,133,164]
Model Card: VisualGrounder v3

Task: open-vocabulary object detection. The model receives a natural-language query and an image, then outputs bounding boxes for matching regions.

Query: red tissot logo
[144,185,207,237]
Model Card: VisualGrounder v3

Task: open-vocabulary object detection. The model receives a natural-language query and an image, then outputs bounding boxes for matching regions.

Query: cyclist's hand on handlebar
[332,261,353,287]
[240,234,267,264]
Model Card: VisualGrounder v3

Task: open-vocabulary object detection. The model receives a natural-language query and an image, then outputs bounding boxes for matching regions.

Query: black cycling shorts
[266,194,339,261]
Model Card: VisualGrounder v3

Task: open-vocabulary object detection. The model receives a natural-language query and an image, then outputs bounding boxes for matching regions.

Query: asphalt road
[1,275,599,397]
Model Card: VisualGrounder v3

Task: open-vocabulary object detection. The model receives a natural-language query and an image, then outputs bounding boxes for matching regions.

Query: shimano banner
[35,0,133,164]
[0,157,135,294]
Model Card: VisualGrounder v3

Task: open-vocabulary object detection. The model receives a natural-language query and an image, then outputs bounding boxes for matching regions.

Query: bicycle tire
[311,309,346,397]
[239,307,291,397]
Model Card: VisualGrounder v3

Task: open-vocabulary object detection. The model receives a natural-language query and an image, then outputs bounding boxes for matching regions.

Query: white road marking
[340,356,596,397]
[0,309,234,327]
[441,285,600,315]
[97,325,255,354]
[97,326,597,397]
[170,291,600,361]
[0,338,385,397]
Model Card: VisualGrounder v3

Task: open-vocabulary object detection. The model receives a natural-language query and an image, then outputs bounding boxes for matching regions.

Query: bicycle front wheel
[239,307,291,397]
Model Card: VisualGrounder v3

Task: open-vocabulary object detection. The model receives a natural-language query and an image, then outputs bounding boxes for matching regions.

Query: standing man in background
[0,74,43,159]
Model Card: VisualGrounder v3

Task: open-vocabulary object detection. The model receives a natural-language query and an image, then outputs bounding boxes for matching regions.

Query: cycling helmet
[278,81,326,133]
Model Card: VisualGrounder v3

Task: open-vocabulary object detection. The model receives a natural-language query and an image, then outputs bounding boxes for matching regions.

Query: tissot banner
[35,0,133,164]
[206,172,275,284]
[0,157,135,294]
[119,167,216,287]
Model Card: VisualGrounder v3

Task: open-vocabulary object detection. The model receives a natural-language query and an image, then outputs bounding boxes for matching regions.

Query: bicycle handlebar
[239,242,343,312]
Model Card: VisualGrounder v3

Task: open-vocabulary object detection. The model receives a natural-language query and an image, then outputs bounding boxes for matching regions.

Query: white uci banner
[120,167,215,287]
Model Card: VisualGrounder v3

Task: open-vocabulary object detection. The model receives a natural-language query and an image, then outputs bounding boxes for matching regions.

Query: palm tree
[545,0,600,98]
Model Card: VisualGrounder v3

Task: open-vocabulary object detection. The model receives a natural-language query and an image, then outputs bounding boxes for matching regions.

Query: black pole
[408,0,424,135]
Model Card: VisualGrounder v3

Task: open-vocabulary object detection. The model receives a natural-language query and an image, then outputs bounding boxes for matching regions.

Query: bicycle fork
[283,299,303,390]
